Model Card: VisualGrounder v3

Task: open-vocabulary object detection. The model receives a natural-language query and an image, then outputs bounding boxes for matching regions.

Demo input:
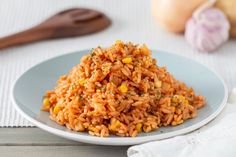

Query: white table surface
[0,0,235,156]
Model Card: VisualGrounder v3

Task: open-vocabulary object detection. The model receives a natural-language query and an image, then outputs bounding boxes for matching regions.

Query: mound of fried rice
[42,41,205,137]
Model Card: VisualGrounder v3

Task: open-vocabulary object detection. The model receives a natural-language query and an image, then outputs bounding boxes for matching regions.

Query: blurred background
[0,0,235,126]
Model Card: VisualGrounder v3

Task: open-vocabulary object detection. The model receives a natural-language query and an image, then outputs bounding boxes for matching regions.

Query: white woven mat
[0,0,235,127]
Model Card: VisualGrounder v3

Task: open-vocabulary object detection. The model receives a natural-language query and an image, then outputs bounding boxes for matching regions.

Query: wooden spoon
[0,8,111,49]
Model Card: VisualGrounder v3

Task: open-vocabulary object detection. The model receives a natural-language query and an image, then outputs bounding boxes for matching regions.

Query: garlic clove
[185,8,230,52]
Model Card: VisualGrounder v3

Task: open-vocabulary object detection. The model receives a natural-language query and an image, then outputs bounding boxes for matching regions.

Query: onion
[215,0,236,38]
[151,0,207,33]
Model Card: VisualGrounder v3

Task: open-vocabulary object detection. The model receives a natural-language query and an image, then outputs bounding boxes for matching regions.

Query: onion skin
[215,0,236,38]
[151,0,207,33]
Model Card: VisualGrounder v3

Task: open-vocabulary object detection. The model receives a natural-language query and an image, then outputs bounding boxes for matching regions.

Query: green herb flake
[71,83,76,89]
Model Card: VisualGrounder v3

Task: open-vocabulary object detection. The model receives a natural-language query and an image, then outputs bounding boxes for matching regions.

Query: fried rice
[42,41,205,137]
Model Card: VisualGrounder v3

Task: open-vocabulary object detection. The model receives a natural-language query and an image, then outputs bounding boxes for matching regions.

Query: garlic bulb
[185,6,230,52]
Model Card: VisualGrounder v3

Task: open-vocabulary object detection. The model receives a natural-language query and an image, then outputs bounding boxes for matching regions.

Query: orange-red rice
[42,41,205,137]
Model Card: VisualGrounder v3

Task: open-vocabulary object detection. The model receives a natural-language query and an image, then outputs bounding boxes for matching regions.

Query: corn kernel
[172,120,184,126]
[179,95,185,101]
[171,121,177,126]
[177,120,184,125]
[43,98,50,108]
[110,118,121,131]
[178,95,189,105]
[170,106,176,112]
[53,105,61,114]
[79,78,86,85]
[115,120,121,126]
[122,57,132,64]
[172,95,188,104]
[135,123,143,133]
[42,98,50,111]
[183,99,189,105]
[140,44,150,55]
[118,83,128,93]
[115,40,123,45]
[88,126,96,132]
[172,95,179,103]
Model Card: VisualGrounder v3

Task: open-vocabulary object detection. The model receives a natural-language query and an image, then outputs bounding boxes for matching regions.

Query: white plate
[11,50,228,145]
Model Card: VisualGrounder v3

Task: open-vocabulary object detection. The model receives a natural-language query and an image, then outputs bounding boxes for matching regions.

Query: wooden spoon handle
[0,26,53,49]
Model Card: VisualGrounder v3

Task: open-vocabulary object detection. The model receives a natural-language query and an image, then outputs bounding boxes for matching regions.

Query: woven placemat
[0,0,235,127]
